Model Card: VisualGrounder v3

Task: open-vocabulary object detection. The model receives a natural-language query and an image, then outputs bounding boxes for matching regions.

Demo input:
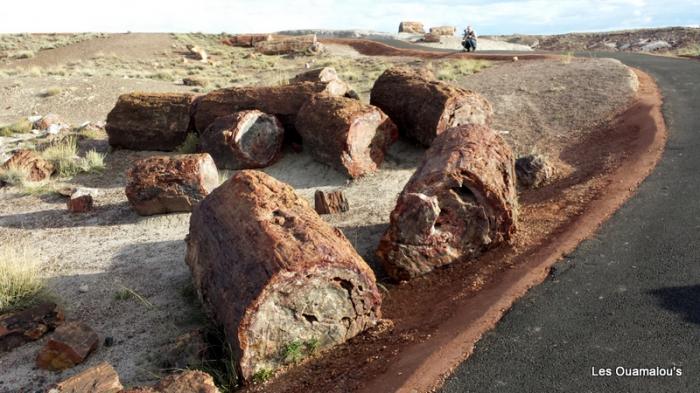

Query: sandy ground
[0,36,637,391]
[405,35,534,51]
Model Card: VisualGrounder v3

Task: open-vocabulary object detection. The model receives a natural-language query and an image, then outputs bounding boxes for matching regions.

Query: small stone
[78,284,89,293]
[67,188,98,213]
[515,154,553,188]
[314,190,350,214]
[33,113,63,131]
[36,321,99,371]
[104,336,114,347]
[162,329,208,369]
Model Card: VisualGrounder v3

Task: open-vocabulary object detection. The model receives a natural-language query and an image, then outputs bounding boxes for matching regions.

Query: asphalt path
[436,52,700,392]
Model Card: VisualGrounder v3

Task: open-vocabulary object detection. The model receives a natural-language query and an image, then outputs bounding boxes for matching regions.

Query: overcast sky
[2,0,699,35]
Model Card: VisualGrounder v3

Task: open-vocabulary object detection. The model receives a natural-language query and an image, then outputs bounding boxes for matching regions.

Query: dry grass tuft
[0,244,44,313]
[0,118,33,136]
[176,133,200,154]
[81,149,106,172]
[0,164,30,186]
[40,137,80,177]
[436,59,491,81]
[41,86,62,98]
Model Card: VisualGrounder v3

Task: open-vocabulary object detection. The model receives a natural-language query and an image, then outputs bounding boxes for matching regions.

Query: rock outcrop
[125,154,219,216]
[186,170,381,381]
[377,125,518,280]
[370,67,493,146]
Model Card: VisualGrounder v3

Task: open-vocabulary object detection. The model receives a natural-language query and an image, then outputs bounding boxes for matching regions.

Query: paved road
[440,53,700,392]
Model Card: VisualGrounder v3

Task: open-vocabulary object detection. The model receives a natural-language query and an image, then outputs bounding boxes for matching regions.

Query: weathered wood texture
[186,170,381,381]
[200,110,284,170]
[254,34,321,55]
[314,190,349,214]
[125,154,219,216]
[399,21,425,34]
[223,34,273,47]
[429,26,457,35]
[0,302,64,352]
[36,321,99,371]
[49,362,123,393]
[106,93,196,151]
[377,125,518,280]
[193,81,348,133]
[296,95,397,178]
[370,66,493,146]
[1,149,54,181]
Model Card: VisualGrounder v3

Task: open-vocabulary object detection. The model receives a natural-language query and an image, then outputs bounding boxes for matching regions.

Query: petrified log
[199,110,284,170]
[429,26,456,36]
[36,321,99,371]
[49,362,123,393]
[193,81,348,133]
[0,302,64,352]
[223,34,272,47]
[422,33,442,43]
[125,154,219,216]
[254,34,321,55]
[289,67,339,84]
[2,149,54,181]
[295,95,398,178]
[314,190,349,214]
[376,125,518,280]
[370,66,493,146]
[106,93,196,151]
[186,170,381,381]
[399,21,425,34]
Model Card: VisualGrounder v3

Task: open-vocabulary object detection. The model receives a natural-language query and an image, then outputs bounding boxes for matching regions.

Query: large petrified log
[186,170,381,381]
[296,95,397,178]
[0,302,64,352]
[125,154,219,216]
[49,362,123,393]
[106,93,196,151]
[193,81,348,133]
[376,125,518,280]
[429,26,456,36]
[200,110,284,170]
[223,34,272,47]
[399,21,425,34]
[254,34,321,55]
[370,66,493,146]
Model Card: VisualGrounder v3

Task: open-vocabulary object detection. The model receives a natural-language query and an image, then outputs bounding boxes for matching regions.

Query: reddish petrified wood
[106,93,196,151]
[296,95,398,178]
[2,149,54,181]
[377,125,518,280]
[193,81,348,133]
[314,190,349,214]
[223,34,272,47]
[289,67,339,84]
[200,110,284,170]
[36,321,99,371]
[370,66,493,146]
[49,362,123,393]
[186,170,381,381]
[125,154,219,216]
[254,34,320,55]
[0,302,64,352]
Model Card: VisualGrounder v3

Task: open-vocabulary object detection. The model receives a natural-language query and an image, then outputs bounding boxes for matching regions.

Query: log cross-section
[186,170,381,381]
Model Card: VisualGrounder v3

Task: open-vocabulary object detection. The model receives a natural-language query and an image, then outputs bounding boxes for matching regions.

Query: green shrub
[176,133,199,154]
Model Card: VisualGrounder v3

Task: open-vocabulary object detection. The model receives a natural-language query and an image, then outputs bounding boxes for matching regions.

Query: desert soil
[0,33,637,392]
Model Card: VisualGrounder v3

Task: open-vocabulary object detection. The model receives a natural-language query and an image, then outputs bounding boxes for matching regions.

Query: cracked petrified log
[399,21,425,34]
[223,34,273,47]
[429,26,456,36]
[186,170,381,381]
[314,190,349,214]
[2,149,55,181]
[370,66,493,146]
[49,362,123,393]
[296,95,398,178]
[254,34,321,55]
[125,154,219,216]
[106,93,196,151]
[377,125,518,280]
[0,302,64,352]
[193,81,348,133]
[199,110,284,170]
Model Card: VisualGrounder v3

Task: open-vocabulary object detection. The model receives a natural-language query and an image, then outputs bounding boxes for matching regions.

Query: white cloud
[0,0,697,34]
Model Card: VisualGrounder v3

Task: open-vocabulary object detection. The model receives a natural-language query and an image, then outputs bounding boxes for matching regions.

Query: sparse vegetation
[282,340,305,363]
[252,368,274,384]
[176,133,200,154]
[40,137,81,177]
[0,244,44,313]
[41,86,62,97]
[114,285,154,308]
[435,59,491,81]
[81,149,106,173]
[0,118,33,136]
[11,50,35,59]
[0,164,30,186]
[678,44,700,57]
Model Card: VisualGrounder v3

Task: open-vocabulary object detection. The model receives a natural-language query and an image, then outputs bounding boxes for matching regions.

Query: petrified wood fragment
[314,190,349,214]
[289,67,339,84]
[2,149,54,181]
[193,81,348,133]
[377,125,518,280]
[370,66,493,146]
[200,110,284,170]
[125,154,219,216]
[49,362,123,393]
[106,93,196,151]
[36,321,99,371]
[0,302,64,352]
[186,170,381,381]
[296,95,397,178]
